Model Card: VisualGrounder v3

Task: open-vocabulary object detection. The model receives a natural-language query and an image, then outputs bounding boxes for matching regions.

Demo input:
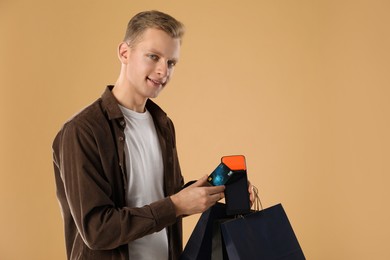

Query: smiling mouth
[147,77,165,87]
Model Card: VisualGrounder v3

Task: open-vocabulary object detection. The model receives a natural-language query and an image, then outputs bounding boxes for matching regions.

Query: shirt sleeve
[53,119,178,250]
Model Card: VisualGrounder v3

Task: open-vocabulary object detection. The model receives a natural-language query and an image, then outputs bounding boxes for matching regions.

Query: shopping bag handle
[252,185,263,211]
[234,185,263,219]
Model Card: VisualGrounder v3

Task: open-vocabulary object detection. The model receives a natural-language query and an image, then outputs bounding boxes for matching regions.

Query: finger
[190,175,208,187]
[247,181,252,193]
[205,185,225,194]
[209,192,224,202]
[248,184,255,206]
[248,184,253,196]
[249,191,255,206]
[250,189,255,200]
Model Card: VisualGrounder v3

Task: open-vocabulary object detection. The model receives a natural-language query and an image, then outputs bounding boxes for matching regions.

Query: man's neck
[112,81,147,113]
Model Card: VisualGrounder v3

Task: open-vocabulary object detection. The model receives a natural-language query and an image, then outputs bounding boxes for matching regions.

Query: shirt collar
[101,85,123,120]
[101,85,169,127]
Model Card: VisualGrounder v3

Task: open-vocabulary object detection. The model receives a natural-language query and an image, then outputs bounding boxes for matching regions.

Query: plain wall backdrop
[1,0,389,259]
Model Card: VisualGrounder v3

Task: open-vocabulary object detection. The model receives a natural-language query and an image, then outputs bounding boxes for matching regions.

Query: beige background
[1,0,389,259]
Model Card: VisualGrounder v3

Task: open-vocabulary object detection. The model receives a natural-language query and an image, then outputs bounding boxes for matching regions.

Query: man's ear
[118,42,129,64]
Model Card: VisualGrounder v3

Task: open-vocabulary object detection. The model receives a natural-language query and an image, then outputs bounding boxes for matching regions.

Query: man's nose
[156,60,169,77]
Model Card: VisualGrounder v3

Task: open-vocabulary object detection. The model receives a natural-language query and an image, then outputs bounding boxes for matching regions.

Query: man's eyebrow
[147,48,162,55]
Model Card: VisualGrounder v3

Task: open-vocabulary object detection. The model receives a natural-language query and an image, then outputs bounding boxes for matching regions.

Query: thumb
[191,175,209,187]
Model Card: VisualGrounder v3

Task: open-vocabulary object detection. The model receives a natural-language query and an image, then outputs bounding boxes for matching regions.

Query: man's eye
[167,61,176,68]
[148,54,159,61]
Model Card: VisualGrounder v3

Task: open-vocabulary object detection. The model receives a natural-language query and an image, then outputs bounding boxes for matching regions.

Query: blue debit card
[207,162,234,186]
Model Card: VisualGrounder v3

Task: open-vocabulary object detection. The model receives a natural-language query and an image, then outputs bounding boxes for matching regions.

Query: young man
[52,10,225,260]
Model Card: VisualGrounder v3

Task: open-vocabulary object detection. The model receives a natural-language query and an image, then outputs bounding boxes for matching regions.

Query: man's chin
[148,90,163,99]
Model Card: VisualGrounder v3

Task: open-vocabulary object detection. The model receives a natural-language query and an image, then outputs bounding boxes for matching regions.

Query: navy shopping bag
[220,204,305,260]
[180,203,229,260]
[211,219,230,260]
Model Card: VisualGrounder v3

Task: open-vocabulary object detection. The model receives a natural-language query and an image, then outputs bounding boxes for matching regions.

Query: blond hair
[124,10,185,46]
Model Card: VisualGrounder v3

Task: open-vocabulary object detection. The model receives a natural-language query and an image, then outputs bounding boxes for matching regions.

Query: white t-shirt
[119,105,168,260]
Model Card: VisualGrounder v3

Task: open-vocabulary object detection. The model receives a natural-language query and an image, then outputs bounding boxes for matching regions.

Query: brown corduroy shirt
[53,86,184,259]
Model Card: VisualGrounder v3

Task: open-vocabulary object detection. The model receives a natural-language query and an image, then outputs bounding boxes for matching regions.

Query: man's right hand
[170,175,225,217]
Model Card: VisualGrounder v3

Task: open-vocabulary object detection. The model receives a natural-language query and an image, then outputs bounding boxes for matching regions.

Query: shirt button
[119,136,124,141]
[120,120,125,126]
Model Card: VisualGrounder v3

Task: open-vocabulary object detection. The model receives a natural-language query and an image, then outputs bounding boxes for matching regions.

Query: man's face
[124,28,181,100]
